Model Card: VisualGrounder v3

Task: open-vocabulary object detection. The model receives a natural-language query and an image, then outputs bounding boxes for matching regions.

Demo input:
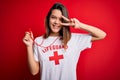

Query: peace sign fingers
[61,16,75,27]
[61,15,70,22]
[60,22,73,26]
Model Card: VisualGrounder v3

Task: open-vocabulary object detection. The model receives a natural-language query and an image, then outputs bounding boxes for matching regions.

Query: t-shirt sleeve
[33,39,39,62]
[80,34,92,51]
[74,34,92,52]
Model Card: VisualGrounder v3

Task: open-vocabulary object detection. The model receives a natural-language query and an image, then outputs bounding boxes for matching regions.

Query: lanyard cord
[28,28,61,48]
[33,36,60,48]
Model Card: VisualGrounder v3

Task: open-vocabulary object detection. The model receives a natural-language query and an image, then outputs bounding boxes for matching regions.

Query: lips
[52,25,60,29]
[50,24,62,33]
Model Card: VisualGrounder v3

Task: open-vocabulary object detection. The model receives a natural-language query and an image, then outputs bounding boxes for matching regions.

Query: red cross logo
[49,51,64,65]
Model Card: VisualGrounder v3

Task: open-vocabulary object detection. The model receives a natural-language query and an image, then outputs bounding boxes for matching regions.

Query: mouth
[52,24,60,29]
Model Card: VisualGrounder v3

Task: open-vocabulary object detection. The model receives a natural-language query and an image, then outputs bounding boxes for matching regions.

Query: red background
[0,0,120,80]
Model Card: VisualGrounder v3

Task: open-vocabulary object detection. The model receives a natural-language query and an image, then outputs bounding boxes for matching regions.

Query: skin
[49,9,63,36]
[23,9,106,75]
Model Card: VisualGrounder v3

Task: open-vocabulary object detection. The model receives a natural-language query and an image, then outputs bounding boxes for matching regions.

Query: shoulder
[34,35,44,43]
[71,33,91,37]
[70,33,92,41]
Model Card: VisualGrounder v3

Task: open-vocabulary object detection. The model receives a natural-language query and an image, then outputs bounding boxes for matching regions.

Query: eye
[50,15,56,19]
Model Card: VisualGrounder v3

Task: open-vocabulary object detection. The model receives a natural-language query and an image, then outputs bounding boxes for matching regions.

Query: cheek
[49,18,55,24]
[49,19,53,26]
[49,19,55,29]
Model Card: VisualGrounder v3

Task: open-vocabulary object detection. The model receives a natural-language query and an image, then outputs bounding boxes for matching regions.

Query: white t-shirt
[33,33,92,80]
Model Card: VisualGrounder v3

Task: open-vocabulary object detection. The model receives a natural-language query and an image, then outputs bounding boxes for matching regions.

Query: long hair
[44,2,71,48]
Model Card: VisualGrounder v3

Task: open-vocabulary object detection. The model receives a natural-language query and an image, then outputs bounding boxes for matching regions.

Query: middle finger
[61,15,70,22]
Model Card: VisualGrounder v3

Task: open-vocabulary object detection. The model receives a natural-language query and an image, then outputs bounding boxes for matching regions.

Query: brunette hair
[44,2,71,48]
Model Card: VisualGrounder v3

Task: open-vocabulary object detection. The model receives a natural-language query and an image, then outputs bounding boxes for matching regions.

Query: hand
[23,31,34,47]
[61,16,81,29]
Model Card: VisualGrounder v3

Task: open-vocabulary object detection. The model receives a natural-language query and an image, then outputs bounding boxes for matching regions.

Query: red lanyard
[34,36,60,48]
[28,28,67,49]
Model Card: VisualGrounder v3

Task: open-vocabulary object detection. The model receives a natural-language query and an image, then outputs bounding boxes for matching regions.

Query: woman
[23,2,106,80]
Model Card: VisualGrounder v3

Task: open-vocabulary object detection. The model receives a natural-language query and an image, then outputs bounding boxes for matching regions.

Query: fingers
[61,15,70,22]
[60,17,75,27]
[70,18,75,23]
[23,32,31,41]
[23,28,34,42]
[60,22,71,26]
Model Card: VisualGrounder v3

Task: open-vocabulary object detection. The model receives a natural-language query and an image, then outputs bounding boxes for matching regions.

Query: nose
[55,19,60,24]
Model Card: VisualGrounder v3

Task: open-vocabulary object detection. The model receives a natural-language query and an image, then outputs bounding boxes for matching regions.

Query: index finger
[61,15,70,22]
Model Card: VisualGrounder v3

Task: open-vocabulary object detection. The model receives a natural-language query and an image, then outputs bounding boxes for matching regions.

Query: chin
[52,29,60,33]
[52,31,60,33]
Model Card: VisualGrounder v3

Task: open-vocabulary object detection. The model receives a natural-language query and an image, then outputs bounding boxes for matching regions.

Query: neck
[50,32,60,37]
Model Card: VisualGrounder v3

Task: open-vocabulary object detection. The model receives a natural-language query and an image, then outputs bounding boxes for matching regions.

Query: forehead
[51,9,62,17]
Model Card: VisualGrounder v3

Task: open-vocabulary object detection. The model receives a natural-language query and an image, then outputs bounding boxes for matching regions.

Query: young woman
[23,3,106,80]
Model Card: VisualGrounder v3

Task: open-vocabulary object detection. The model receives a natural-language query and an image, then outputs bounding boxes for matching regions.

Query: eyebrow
[51,14,62,18]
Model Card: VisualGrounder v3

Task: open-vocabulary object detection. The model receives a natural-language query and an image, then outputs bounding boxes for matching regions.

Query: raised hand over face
[60,16,81,29]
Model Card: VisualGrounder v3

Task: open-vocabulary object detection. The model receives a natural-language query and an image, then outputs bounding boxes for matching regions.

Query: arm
[23,32,39,75]
[75,20,107,41]
[61,16,106,41]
